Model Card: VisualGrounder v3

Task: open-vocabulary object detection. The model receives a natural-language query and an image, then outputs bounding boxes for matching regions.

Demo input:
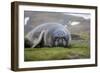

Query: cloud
[63,13,90,20]
[70,21,80,26]
[24,17,30,25]
[69,14,90,19]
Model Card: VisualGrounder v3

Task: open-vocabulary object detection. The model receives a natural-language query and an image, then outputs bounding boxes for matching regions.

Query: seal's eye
[53,30,66,38]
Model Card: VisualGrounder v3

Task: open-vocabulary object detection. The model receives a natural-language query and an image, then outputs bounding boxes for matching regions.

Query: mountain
[24,11,90,37]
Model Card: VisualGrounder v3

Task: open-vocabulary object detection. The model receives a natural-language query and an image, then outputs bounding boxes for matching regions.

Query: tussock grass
[24,32,90,61]
[24,41,90,61]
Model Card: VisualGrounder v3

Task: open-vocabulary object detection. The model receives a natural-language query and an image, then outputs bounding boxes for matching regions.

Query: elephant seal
[25,23,71,48]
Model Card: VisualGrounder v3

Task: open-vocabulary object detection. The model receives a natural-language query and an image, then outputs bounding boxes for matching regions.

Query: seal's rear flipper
[24,38,33,48]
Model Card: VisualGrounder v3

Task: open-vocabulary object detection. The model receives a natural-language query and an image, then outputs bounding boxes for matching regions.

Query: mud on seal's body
[25,23,71,48]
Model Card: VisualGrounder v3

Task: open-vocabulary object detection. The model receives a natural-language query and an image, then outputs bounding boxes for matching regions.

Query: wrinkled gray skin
[25,23,71,48]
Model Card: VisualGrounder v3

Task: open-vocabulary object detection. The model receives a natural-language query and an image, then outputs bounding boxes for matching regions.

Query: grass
[24,40,90,61]
[24,32,90,61]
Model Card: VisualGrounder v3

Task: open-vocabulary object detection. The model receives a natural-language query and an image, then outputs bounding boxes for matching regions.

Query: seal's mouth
[53,37,68,47]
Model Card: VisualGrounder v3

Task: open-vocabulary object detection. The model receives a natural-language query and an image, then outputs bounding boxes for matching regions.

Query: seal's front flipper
[32,30,45,48]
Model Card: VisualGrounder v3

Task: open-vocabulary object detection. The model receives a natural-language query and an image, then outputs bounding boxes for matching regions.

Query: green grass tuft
[24,43,90,61]
[24,32,90,61]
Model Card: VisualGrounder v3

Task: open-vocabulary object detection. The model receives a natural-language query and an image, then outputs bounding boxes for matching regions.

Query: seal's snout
[53,30,69,47]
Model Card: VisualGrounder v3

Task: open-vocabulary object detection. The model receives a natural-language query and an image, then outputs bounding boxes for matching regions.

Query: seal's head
[52,29,69,47]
